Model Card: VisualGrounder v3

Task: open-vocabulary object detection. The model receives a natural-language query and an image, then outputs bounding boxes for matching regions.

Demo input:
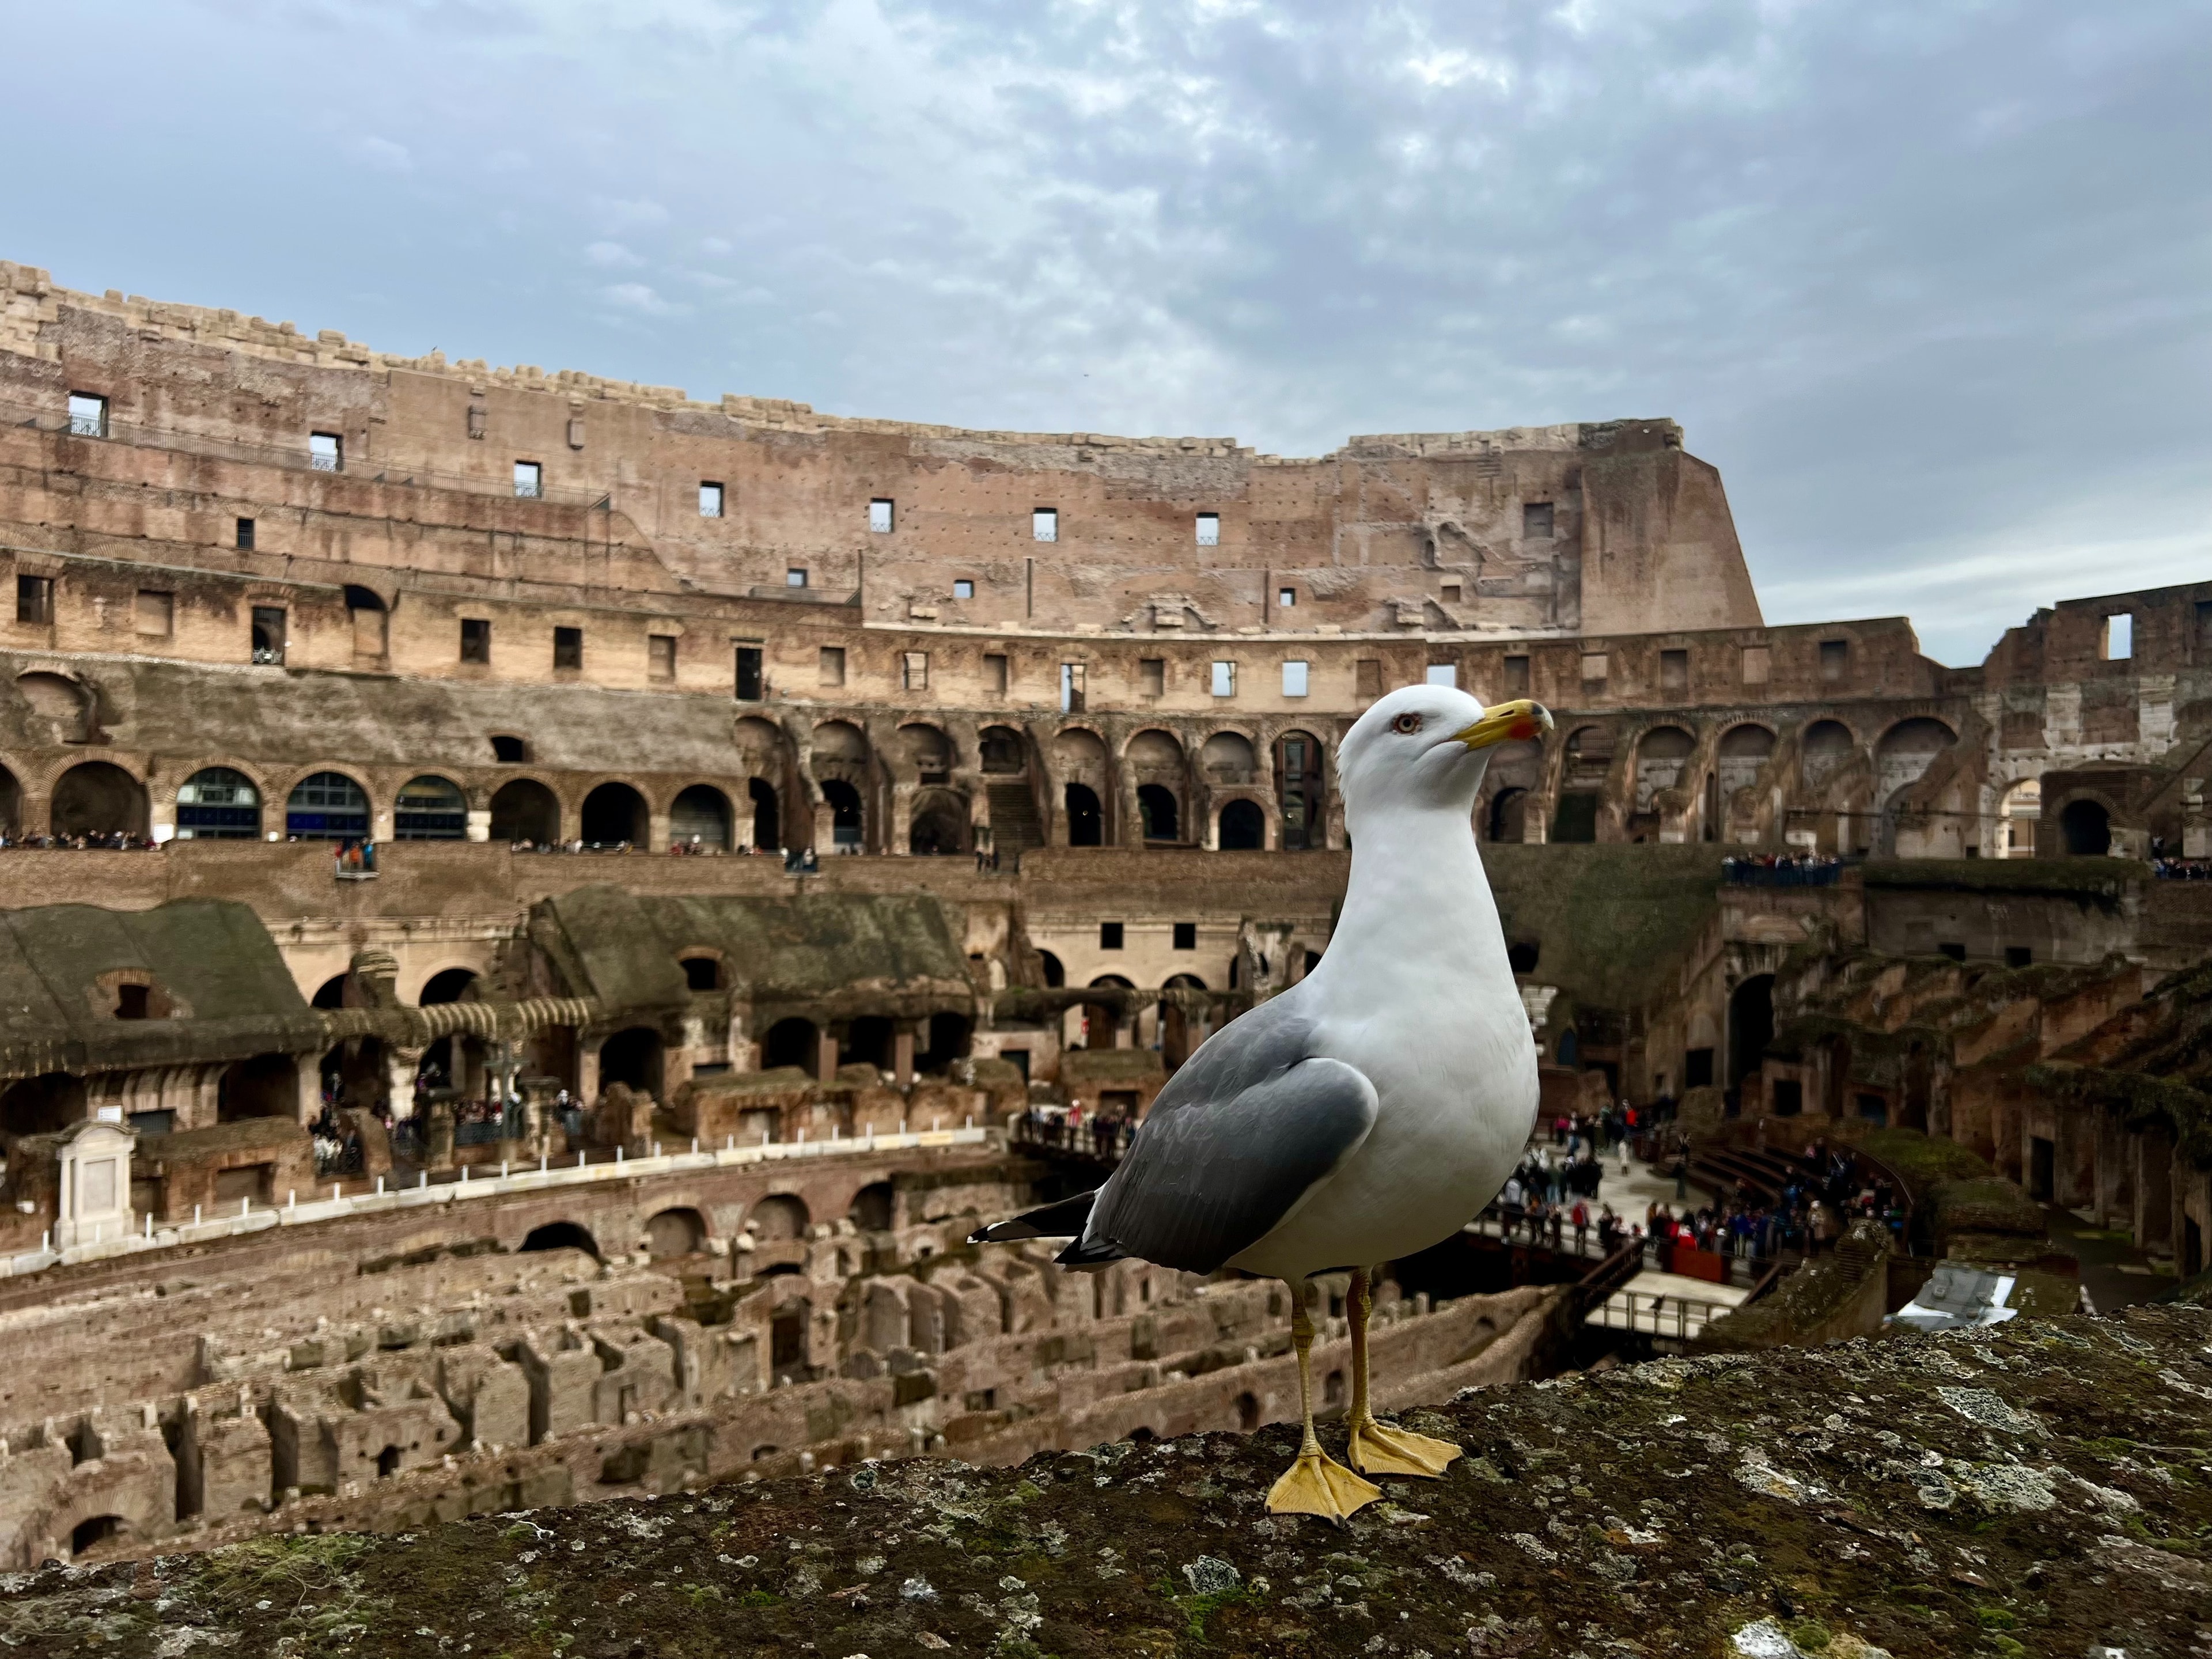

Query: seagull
[973,684,1553,1520]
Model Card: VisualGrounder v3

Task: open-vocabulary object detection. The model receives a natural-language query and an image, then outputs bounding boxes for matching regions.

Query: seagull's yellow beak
[1453,699,1554,751]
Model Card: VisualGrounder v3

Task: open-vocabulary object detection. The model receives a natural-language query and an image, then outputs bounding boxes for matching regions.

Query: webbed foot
[1266,1446,1384,1521]
[1346,1416,1463,1479]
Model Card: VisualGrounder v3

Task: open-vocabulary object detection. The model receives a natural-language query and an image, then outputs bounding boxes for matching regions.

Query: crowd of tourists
[0,830,159,850]
[2152,857,2212,880]
[1017,1101,1134,1160]
[1721,852,1845,886]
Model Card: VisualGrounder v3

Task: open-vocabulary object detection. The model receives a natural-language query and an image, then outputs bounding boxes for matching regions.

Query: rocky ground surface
[7,1307,2212,1658]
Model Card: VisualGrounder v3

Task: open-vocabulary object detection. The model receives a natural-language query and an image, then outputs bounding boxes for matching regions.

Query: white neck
[1309,802,1515,1004]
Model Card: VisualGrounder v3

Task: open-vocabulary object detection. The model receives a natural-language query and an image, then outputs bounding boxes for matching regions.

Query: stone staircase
[986,781,1044,856]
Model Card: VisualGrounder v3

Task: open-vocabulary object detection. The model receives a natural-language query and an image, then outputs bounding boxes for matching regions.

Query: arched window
[394,775,467,840]
[670,784,732,851]
[580,782,647,847]
[1218,798,1264,850]
[908,791,968,855]
[489,779,558,845]
[285,772,369,841]
[822,779,864,849]
[175,767,261,840]
[1276,731,1324,849]
[1064,783,1103,847]
[1137,783,1179,842]
[2061,798,2111,857]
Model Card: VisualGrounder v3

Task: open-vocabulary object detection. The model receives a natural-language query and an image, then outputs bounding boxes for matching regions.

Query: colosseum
[0,258,2206,1569]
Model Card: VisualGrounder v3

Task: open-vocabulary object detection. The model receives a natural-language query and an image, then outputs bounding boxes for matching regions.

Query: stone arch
[1715,724,1776,804]
[580,781,649,847]
[762,1017,817,1071]
[521,1221,599,1257]
[599,1027,664,1096]
[1136,783,1179,842]
[677,949,725,992]
[897,722,956,777]
[2060,796,2112,857]
[1064,783,1104,846]
[418,967,480,1006]
[393,774,467,840]
[645,1207,707,1260]
[669,783,733,851]
[1275,729,1325,849]
[747,778,782,851]
[51,761,148,838]
[1997,777,2042,857]
[283,770,370,842]
[1874,717,1957,806]
[749,1194,810,1241]
[1218,798,1265,850]
[849,1181,895,1232]
[13,670,99,743]
[909,789,969,855]
[175,766,263,840]
[1801,719,1857,786]
[1124,728,1184,768]
[1199,730,1257,783]
[489,777,560,845]
[979,726,1027,774]
[1632,726,1696,813]
[1051,726,1108,772]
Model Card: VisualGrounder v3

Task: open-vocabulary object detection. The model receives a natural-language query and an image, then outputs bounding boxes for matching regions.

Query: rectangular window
[135,589,173,638]
[234,516,256,551]
[953,578,974,600]
[818,646,846,687]
[1060,662,1086,713]
[16,575,53,625]
[1581,652,1609,684]
[1099,922,1124,950]
[1195,513,1219,546]
[2005,945,2033,968]
[309,431,342,472]
[734,645,763,700]
[2104,612,2134,660]
[786,568,809,589]
[513,460,543,499]
[1523,502,1554,539]
[1282,660,1309,698]
[1441,582,1461,604]
[1278,587,1296,609]
[903,651,929,692]
[1210,660,1236,698]
[869,498,895,533]
[1819,639,1849,682]
[1355,659,1382,699]
[1741,644,1770,685]
[553,626,583,670]
[1138,657,1164,697]
[699,482,724,518]
[67,392,109,438]
[1032,507,1058,543]
[649,634,676,681]
[1425,663,1457,687]
[984,653,1008,695]
[251,605,286,666]
[460,618,491,664]
[1173,922,1196,950]
[1503,654,1530,696]
[1660,648,1689,692]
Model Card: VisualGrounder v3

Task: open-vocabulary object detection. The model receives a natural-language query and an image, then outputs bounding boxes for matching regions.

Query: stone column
[893,1025,916,1089]
[817,1027,840,1087]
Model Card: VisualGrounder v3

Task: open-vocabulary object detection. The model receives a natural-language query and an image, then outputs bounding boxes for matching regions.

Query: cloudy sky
[8,0,2208,663]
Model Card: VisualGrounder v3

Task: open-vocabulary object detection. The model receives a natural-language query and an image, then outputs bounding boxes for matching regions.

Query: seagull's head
[1337,684,1554,828]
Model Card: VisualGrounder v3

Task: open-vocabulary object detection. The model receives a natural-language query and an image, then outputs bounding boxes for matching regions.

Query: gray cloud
[7,0,2209,663]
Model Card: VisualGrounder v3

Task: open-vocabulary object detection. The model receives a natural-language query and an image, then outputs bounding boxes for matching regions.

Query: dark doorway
[2061,798,2111,857]
[1487,787,1528,843]
[2029,1136,2056,1202]
[1727,976,1774,1100]
[217,1054,297,1122]
[52,762,150,839]
[1684,1048,1714,1090]
[521,1221,599,1257]
[762,1018,818,1072]
[376,1446,403,1479]
[771,1305,808,1374]
[70,1516,124,1557]
[844,1015,895,1071]
[849,1181,895,1232]
[1064,783,1103,846]
[823,779,864,850]
[749,777,781,851]
[918,1012,972,1072]
[1137,783,1179,842]
[0,1072,85,1137]
[908,794,967,855]
[599,1027,663,1096]
[489,778,559,845]
[580,782,647,847]
[1218,798,1264,850]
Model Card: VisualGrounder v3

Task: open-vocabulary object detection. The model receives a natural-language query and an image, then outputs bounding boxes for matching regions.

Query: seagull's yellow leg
[1344,1267,1463,1479]
[1265,1281,1382,1521]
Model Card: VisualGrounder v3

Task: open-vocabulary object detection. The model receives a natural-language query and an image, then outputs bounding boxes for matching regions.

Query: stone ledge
[5,1306,2210,1656]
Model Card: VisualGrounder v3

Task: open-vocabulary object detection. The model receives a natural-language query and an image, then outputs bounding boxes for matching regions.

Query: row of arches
[516,1180,897,1266]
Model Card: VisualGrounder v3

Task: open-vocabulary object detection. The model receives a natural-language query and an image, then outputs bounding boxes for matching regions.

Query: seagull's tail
[968,1190,1097,1246]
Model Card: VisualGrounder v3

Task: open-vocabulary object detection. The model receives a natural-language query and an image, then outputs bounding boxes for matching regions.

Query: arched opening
[646,1207,707,1260]
[520,1221,599,1257]
[284,771,369,842]
[679,953,722,992]
[1063,783,1103,847]
[849,1181,895,1232]
[0,1073,84,1138]
[748,778,781,851]
[217,1053,297,1122]
[1218,798,1264,850]
[770,1304,808,1374]
[750,1194,810,1241]
[175,767,262,840]
[1085,976,1132,1051]
[899,724,956,779]
[918,1012,972,1073]
[1801,719,1855,784]
[311,975,349,1010]
[580,782,648,847]
[320,1033,391,1114]
[599,1027,664,1097]
[1715,724,1777,811]
[908,791,968,856]
[393,775,467,840]
[821,779,864,851]
[1136,783,1179,843]
[844,1014,895,1071]
[670,784,732,852]
[1275,730,1324,849]
[1998,778,2042,858]
[344,585,389,660]
[762,1018,817,1072]
[1487,787,1528,843]
[980,727,1026,774]
[1037,950,1065,989]
[1126,1425,1157,1445]
[489,779,559,846]
[1506,941,1540,975]
[2061,798,2112,857]
[1875,717,1957,808]
[419,968,479,1006]
[1633,727,1695,814]
[1727,975,1775,1104]
[1235,1391,1261,1432]
[70,1516,126,1558]
[52,762,148,839]
[376,1445,403,1479]
[1200,731,1256,784]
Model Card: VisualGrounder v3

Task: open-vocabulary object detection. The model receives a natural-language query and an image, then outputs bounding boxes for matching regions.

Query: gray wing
[1083,993,1377,1274]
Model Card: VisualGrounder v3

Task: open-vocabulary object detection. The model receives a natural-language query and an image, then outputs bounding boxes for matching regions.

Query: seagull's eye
[1392,713,1422,734]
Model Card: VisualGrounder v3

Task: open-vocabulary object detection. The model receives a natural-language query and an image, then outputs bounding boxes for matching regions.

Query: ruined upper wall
[0,260,1763,638]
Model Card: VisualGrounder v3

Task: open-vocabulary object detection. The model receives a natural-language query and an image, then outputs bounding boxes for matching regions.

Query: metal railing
[1587,1287,1739,1342]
